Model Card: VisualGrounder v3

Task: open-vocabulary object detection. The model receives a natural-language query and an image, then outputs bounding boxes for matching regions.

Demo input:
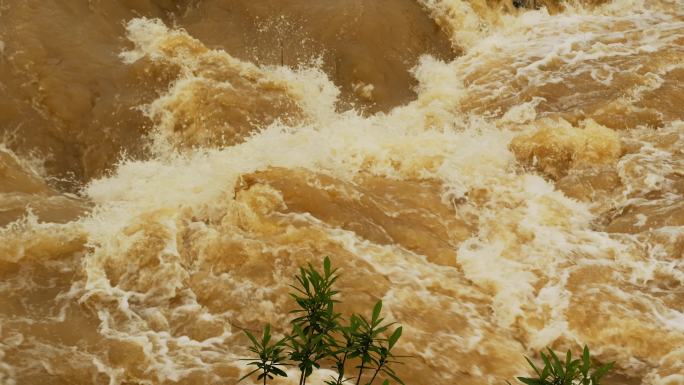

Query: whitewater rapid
[1,0,683,384]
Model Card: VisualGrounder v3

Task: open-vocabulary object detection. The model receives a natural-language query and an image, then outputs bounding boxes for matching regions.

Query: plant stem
[355,363,365,385]
[336,352,348,385]
[368,364,383,385]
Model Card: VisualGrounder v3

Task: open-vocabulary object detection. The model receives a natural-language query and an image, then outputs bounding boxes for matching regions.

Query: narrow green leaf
[271,367,288,377]
[324,257,331,277]
[262,324,271,346]
[581,345,590,376]
[547,349,564,377]
[243,329,261,349]
[592,362,614,381]
[518,377,543,385]
[388,327,402,350]
[237,368,262,383]
[382,368,406,385]
[372,301,383,324]
[525,357,542,378]
[541,364,550,380]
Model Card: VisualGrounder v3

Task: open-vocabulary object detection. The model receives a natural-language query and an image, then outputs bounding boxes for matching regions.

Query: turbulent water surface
[1,0,683,384]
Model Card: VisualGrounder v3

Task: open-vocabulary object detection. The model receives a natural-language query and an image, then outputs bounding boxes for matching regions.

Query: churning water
[0,0,683,384]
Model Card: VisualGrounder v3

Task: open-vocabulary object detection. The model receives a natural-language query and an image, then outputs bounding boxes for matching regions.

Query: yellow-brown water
[0,0,683,384]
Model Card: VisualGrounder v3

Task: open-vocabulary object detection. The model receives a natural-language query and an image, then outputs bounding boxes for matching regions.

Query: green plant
[510,345,614,385]
[347,302,404,385]
[238,257,407,385]
[323,301,405,385]
[323,312,359,385]
[239,260,616,385]
[370,325,404,385]
[288,257,342,385]
[239,324,290,385]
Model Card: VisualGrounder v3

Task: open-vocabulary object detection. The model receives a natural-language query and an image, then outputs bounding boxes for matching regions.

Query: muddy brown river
[1,0,683,384]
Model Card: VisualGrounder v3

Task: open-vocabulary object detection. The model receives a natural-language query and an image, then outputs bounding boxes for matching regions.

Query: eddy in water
[0,0,683,384]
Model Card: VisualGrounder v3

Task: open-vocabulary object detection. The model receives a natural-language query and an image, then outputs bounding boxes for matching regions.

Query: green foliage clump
[238,257,616,385]
[239,325,289,385]
[238,257,406,385]
[510,345,614,385]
